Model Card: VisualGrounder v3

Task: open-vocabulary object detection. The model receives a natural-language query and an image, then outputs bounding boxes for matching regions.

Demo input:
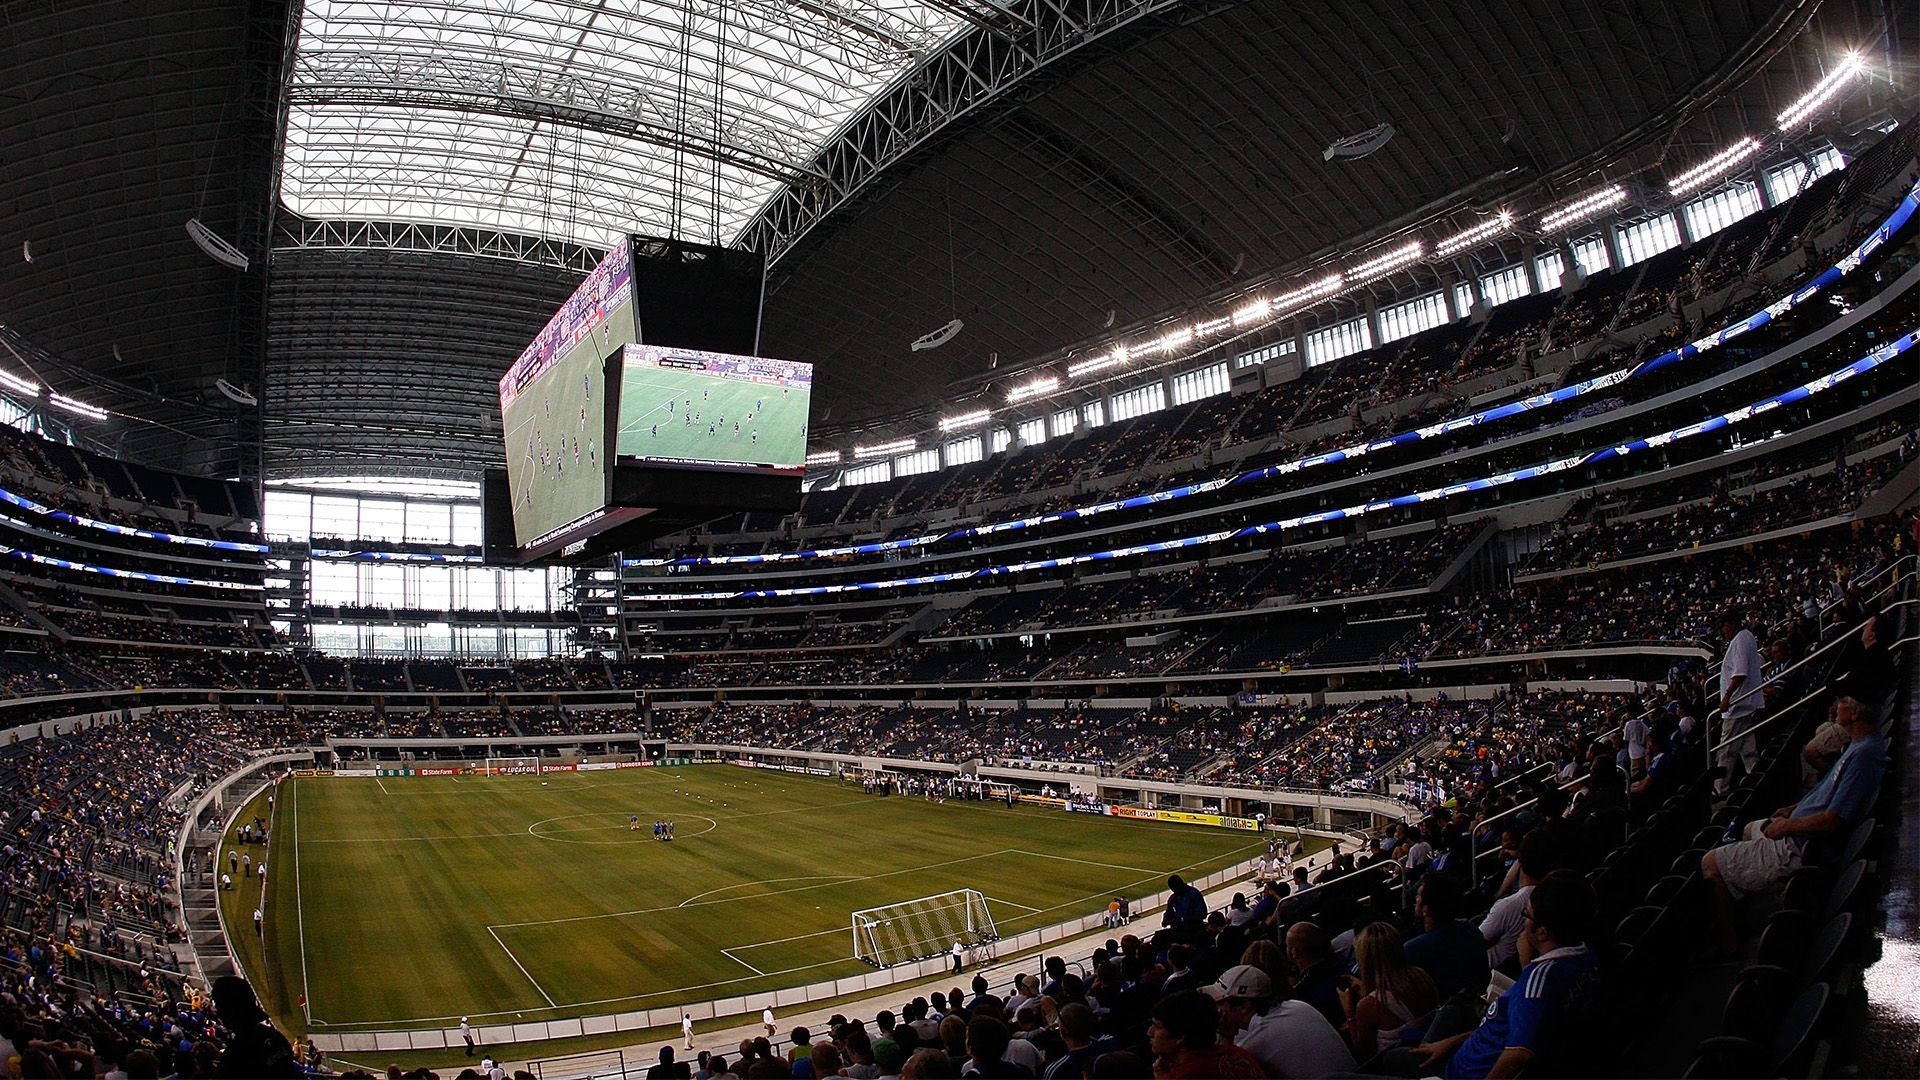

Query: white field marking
[678,875,858,907]
[301,838,1278,1030]
[374,777,391,796]
[293,780,312,1022]
[491,848,1026,930]
[311,952,861,1030]
[527,813,718,845]
[616,381,691,436]
[1007,848,1160,874]
[488,925,558,1008]
[719,923,853,952]
[983,895,1043,913]
[719,948,767,976]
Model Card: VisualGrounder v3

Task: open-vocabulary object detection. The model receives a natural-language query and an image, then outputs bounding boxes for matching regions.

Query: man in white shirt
[682,1013,695,1049]
[1481,828,1551,971]
[1622,711,1650,781]
[460,1017,476,1057]
[1204,964,1356,1078]
[1717,610,1763,795]
[763,1006,777,1040]
[950,939,965,974]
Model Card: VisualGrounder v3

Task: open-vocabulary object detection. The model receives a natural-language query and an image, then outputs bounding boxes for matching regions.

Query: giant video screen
[614,345,812,475]
[499,238,636,549]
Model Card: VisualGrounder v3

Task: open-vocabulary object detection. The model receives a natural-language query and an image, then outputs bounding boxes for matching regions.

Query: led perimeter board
[613,345,812,475]
[498,238,637,555]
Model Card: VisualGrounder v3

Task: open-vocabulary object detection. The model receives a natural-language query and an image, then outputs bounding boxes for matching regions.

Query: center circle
[526,812,719,845]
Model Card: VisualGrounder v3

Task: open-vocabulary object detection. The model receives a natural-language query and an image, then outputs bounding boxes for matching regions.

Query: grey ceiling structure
[0,0,1907,481]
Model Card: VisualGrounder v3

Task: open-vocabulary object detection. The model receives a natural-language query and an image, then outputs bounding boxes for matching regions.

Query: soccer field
[228,767,1265,1037]
[616,367,808,470]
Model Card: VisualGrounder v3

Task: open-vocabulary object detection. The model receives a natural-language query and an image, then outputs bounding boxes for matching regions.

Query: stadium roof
[281,0,977,246]
[0,0,1908,479]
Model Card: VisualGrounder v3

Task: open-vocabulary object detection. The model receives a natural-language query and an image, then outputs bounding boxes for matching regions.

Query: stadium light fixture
[1068,347,1128,379]
[1777,52,1867,129]
[1668,137,1764,196]
[1153,326,1194,354]
[1539,185,1628,232]
[1272,273,1344,315]
[1006,375,1060,402]
[49,392,108,421]
[1231,296,1273,327]
[938,409,993,432]
[0,369,37,396]
[1434,211,1514,259]
[804,450,844,466]
[1192,316,1232,336]
[1346,240,1424,285]
[853,437,915,459]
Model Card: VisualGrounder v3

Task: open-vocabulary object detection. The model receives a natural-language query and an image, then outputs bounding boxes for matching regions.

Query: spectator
[1402,872,1600,1079]
[901,1049,958,1080]
[961,1016,1031,1079]
[1145,991,1264,1079]
[1702,695,1888,956]
[1041,1004,1112,1080]
[1285,921,1345,1029]
[1405,873,1490,1001]
[1715,609,1763,794]
[1481,828,1554,972]
[1205,963,1355,1078]
[211,975,301,1079]
[1162,876,1207,929]
[1339,922,1438,1058]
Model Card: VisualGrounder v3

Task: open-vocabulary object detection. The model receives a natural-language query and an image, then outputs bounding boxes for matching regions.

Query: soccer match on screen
[616,344,812,474]
[5,5,1917,1080]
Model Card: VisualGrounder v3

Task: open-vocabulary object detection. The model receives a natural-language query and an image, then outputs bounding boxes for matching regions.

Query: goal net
[483,756,541,776]
[851,889,998,969]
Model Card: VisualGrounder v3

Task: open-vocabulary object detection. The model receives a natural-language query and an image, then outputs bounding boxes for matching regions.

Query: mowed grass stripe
[262,768,1260,1031]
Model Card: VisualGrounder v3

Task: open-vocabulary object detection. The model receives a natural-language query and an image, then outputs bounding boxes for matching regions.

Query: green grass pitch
[221,767,1265,1039]
[616,367,809,470]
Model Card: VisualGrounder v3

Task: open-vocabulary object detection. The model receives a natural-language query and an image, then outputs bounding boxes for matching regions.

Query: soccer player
[630,814,640,831]
[751,429,759,445]
[651,424,659,437]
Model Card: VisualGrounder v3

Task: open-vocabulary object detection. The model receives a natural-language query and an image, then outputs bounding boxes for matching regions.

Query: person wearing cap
[873,1038,906,1080]
[1205,964,1355,1078]
[461,1017,476,1057]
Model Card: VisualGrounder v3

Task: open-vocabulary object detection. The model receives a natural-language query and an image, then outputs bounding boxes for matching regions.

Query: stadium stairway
[182,884,236,980]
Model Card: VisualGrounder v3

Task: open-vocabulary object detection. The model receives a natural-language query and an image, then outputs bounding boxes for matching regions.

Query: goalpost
[851,889,999,969]
[482,756,542,776]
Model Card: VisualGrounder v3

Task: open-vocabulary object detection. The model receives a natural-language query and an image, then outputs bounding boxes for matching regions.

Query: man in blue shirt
[1701,694,1886,956]
[1404,872,1600,1080]
[1405,872,1491,1001]
[1162,875,1207,929]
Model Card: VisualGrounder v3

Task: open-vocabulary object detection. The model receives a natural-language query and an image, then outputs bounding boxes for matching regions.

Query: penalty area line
[487,926,558,1008]
[719,948,767,976]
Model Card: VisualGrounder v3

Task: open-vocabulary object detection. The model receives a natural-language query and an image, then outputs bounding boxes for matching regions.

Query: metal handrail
[1470,586,1915,860]
[1706,593,1917,751]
